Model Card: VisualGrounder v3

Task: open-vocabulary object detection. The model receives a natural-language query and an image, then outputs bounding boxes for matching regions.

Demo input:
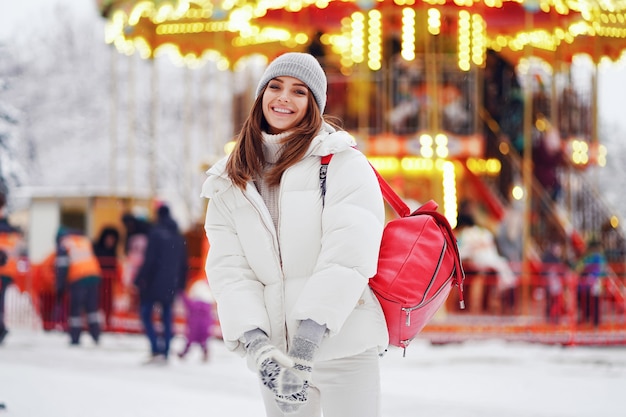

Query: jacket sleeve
[291,149,385,336]
[203,193,272,352]
[134,232,155,291]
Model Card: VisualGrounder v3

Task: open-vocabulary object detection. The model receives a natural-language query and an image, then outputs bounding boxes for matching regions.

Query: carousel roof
[97,0,626,68]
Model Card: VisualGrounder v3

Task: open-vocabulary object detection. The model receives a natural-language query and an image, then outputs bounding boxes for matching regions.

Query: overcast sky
[0,0,96,39]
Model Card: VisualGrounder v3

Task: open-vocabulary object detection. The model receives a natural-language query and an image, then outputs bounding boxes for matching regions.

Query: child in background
[541,241,569,323]
[178,277,213,361]
[575,239,607,327]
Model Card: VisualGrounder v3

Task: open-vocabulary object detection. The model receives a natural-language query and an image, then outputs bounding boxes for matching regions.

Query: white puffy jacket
[201,125,389,361]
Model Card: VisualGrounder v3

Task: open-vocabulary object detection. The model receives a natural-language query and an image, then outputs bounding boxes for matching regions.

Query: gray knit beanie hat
[255,52,327,114]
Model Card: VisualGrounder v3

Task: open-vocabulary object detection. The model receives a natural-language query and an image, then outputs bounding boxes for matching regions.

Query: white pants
[260,348,381,417]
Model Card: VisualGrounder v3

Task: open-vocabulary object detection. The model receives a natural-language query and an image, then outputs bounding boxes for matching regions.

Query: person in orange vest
[55,226,103,345]
[0,192,26,345]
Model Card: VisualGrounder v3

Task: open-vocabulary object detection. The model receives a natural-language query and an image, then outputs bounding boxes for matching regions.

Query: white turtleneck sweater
[255,131,289,231]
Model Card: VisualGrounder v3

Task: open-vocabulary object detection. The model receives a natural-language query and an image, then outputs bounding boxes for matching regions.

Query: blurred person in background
[495,199,524,274]
[178,276,214,362]
[0,192,26,345]
[532,113,564,202]
[55,226,103,345]
[119,213,151,313]
[92,226,120,329]
[134,204,188,365]
[456,212,518,314]
[575,239,608,327]
[541,241,570,323]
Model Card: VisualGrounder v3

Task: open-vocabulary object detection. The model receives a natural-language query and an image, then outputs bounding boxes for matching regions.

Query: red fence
[4,257,625,346]
[4,254,216,337]
[424,262,626,346]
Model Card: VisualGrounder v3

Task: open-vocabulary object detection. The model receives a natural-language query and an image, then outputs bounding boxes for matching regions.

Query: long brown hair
[226,84,326,189]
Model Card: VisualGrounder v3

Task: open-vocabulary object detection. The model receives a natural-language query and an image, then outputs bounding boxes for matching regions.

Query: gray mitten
[244,329,304,397]
[274,319,326,413]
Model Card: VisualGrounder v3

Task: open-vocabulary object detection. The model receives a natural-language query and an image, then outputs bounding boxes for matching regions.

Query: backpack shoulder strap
[320,154,333,205]
[320,154,412,218]
[369,164,411,218]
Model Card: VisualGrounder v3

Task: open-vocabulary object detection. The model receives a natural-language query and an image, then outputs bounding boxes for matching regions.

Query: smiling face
[261,76,310,134]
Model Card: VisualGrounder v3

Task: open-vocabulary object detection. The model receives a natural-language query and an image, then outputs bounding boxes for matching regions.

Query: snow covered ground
[1,327,625,417]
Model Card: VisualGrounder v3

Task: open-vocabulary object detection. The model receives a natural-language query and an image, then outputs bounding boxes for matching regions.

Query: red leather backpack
[321,154,465,354]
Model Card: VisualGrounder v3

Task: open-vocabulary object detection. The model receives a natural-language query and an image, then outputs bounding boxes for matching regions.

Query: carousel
[94,0,626,343]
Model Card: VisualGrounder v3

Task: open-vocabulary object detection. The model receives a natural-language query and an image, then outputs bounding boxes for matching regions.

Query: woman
[201,52,388,417]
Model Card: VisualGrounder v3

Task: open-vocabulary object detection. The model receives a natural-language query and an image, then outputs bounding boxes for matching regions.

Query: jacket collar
[201,123,356,199]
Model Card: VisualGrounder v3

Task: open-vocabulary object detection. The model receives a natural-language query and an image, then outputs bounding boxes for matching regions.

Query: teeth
[273,107,292,114]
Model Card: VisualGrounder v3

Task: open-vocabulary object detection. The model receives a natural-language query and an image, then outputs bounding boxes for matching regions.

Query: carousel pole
[520,6,535,316]
[183,66,193,224]
[590,41,600,222]
[199,59,212,227]
[359,16,370,136]
[127,53,136,200]
[109,46,118,194]
[149,56,158,203]
[592,41,599,155]
[425,13,440,134]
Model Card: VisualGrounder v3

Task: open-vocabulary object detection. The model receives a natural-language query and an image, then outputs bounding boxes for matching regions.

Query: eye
[294,88,308,96]
[268,81,281,90]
